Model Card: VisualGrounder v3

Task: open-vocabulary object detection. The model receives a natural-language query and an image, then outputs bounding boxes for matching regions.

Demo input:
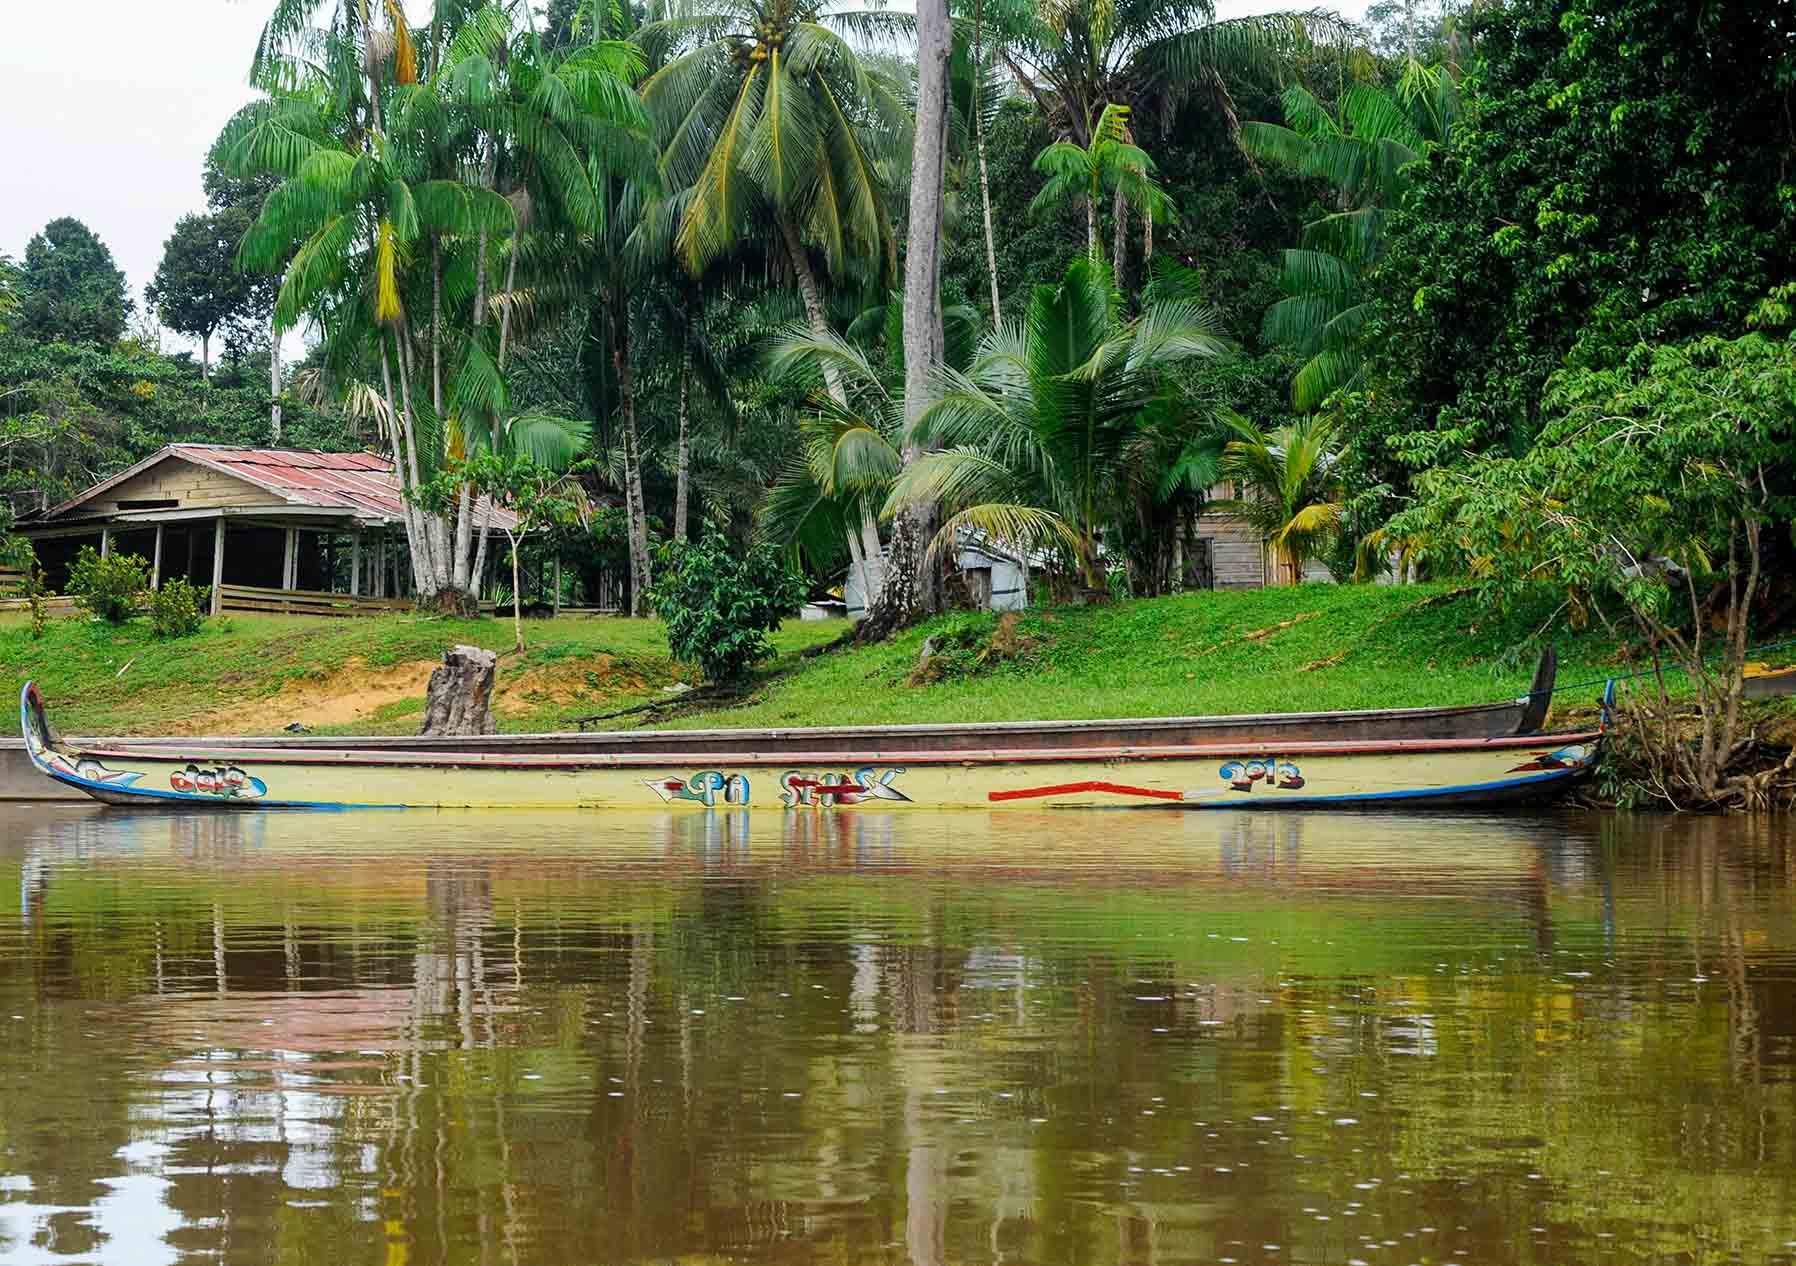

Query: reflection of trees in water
[6,810,1796,1263]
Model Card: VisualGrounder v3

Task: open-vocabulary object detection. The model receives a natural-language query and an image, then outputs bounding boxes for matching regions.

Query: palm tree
[758,326,902,597]
[886,256,1233,589]
[1239,59,1459,409]
[997,0,1343,149]
[635,0,908,360]
[1208,412,1343,584]
[1030,104,1154,263]
[232,0,642,607]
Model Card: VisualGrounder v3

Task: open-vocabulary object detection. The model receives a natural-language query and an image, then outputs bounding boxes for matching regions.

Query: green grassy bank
[3,584,1628,737]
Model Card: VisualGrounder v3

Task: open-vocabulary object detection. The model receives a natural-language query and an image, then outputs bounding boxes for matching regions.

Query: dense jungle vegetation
[3,0,1794,805]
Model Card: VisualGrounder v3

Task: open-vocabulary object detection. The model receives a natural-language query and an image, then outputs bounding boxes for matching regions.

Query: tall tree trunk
[778,210,883,602]
[861,0,950,641]
[1143,208,1153,267]
[268,313,282,443]
[1111,185,1128,292]
[612,309,652,615]
[778,213,846,406]
[1086,194,1098,262]
[381,333,429,597]
[673,337,691,541]
[201,333,211,382]
[497,239,521,368]
[973,0,1002,327]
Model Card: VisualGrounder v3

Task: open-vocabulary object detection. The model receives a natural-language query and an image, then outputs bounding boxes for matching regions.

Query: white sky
[0,0,1369,357]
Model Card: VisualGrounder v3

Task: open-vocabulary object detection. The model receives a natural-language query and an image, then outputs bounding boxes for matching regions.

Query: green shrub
[650,534,808,684]
[66,546,149,624]
[149,577,207,639]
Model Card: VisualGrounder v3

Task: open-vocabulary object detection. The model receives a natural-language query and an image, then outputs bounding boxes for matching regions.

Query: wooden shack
[11,444,517,616]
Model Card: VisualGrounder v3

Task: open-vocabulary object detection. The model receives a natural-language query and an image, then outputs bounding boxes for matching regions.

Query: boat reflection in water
[3,805,1795,1266]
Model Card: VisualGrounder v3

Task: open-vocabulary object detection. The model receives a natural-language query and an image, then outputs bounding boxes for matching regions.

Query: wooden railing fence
[215,583,414,617]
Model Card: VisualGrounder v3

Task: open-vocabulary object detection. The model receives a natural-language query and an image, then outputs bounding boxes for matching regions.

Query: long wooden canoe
[61,647,1563,762]
[21,681,1601,812]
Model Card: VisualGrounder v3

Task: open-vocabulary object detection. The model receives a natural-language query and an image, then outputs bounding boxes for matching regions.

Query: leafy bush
[650,535,808,684]
[149,577,207,639]
[66,546,149,624]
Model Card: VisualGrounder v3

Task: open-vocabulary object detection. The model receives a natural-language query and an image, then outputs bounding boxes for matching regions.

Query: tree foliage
[146,211,267,377]
[890,255,1234,586]
[18,218,132,348]
[1390,332,1796,806]
[651,532,809,682]
[1348,0,1796,502]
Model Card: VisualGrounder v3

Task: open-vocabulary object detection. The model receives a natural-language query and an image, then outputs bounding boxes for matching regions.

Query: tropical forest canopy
[2,0,1791,672]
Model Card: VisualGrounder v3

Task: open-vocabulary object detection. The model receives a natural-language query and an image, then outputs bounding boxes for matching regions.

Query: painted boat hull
[61,647,1564,756]
[22,683,1600,812]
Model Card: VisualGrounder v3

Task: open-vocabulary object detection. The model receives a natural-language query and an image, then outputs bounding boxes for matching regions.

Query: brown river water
[1,805,1794,1266]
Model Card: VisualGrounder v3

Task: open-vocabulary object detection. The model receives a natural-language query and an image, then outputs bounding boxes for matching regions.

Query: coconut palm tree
[1239,59,1459,409]
[997,0,1344,148]
[885,256,1233,588]
[1208,411,1343,584]
[758,326,903,599]
[635,0,908,367]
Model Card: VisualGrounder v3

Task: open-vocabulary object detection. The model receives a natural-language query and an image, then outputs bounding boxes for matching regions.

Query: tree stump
[419,645,499,737]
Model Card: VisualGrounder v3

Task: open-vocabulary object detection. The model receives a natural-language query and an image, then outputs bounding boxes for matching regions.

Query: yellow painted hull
[25,726,1601,816]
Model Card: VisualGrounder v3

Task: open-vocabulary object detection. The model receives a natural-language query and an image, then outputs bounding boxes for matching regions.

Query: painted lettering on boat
[170,764,268,800]
[645,772,752,807]
[1218,759,1305,792]
[780,767,912,807]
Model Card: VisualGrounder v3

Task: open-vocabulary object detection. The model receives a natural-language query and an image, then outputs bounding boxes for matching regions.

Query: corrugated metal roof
[45,445,518,530]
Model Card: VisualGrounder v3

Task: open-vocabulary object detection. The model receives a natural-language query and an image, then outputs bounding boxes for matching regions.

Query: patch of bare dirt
[493,654,665,718]
[181,657,440,735]
[175,652,684,735]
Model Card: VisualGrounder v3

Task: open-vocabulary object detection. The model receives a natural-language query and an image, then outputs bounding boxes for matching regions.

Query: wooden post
[210,518,226,615]
[151,524,164,590]
[350,533,362,597]
[186,528,197,584]
[99,528,111,559]
[282,527,298,592]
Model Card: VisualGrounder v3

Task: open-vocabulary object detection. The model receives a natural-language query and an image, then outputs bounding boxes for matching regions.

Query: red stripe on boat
[988,781,1185,802]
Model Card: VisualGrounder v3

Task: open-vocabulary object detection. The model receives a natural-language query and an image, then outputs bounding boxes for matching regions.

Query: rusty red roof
[44,445,518,530]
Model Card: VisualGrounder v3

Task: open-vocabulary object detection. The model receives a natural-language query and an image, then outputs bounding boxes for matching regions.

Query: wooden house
[11,445,518,616]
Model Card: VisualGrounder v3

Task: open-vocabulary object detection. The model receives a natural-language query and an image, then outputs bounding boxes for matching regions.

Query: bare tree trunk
[778,213,846,404]
[1143,209,1154,266]
[779,210,880,602]
[268,314,282,442]
[862,0,950,641]
[1111,185,1128,292]
[201,333,211,382]
[381,333,429,596]
[1086,195,1098,261]
[973,0,1002,326]
[497,241,521,369]
[673,338,691,541]
[612,310,652,615]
